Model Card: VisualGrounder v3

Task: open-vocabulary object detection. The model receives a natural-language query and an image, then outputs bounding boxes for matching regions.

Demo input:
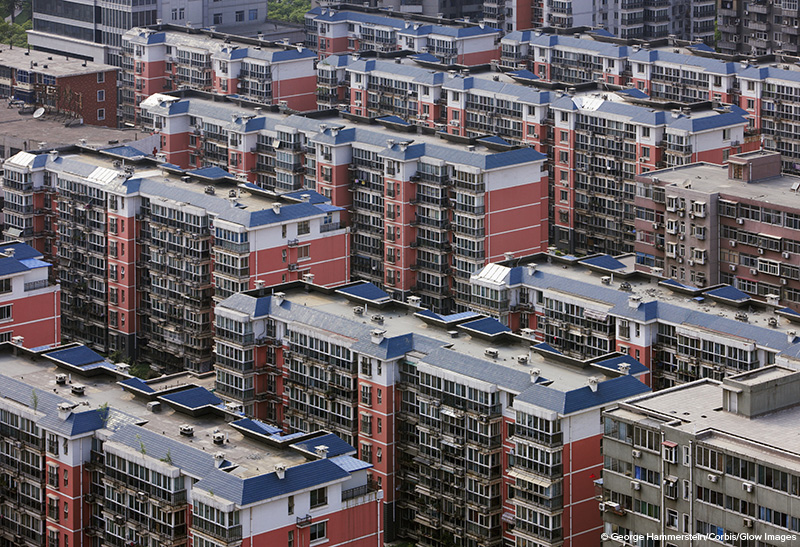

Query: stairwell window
[310,487,327,508]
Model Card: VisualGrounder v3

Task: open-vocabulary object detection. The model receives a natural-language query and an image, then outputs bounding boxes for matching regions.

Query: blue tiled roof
[282,189,329,204]
[102,145,151,159]
[534,342,562,354]
[508,69,539,81]
[580,255,626,271]
[160,387,222,410]
[478,135,513,146]
[705,285,750,303]
[47,346,106,367]
[659,278,700,291]
[592,354,649,376]
[779,307,800,316]
[377,115,412,126]
[739,65,800,83]
[329,455,372,472]
[188,166,233,180]
[349,332,443,360]
[668,111,747,132]
[616,88,650,99]
[231,418,283,436]
[411,53,444,64]
[247,202,331,228]
[119,377,155,394]
[0,242,48,277]
[517,374,650,414]
[336,282,391,303]
[459,316,511,336]
[291,433,355,457]
[195,458,351,505]
[414,309,482,324]
[629,49,739,75]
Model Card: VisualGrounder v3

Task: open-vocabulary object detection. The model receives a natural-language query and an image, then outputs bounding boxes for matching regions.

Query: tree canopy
[269,0,311,24]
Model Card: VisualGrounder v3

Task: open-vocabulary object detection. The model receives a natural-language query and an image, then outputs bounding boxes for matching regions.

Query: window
[97,109,105,121]
[310,487,327,508]
[297,245,310,261]
[235,11,244,21]
[213,13,222,24]
[64,502,68,519]
[48,465,59,487]
[97,72,105,83]
[0,304,11,321]
[0,278,10,294]
[309,521,327,542]
[560,130,568,143]
[97,90,105,102]
[361,385,372,405]
[667,509,678,529]
[288,531,294,547]
[63,468,68,486]
[249,9,258,20]
[288,495,294,514]
[298,221,310,235]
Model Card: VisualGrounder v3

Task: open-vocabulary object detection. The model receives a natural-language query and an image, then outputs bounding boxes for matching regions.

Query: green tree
[268,0,311,24]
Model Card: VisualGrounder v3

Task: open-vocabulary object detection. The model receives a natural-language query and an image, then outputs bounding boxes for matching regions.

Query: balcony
[192,519,243,543]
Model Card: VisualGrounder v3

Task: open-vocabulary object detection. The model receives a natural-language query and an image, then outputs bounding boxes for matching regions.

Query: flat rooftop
[0,105,151,152]
[641,162,800,207]
[519,255,800,342]
[0,45,115,77]
[60,150,285,213]
[0,350,309,477]
[613,380,800,460]
[278,285,606,391]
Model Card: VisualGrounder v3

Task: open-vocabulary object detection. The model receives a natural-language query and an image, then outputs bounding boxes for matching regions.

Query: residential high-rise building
[1,145,349,371]
[601,365,800,546]
[120,26,318,125]
[214,281,652,545]
[0,341,381,547]
[0,241,60,348]
[465,252,800,389]
[304,8,501,66]
[29,0,268,67]
[718,0,800,56]
[142,93,550,313]
[635,150,800,305]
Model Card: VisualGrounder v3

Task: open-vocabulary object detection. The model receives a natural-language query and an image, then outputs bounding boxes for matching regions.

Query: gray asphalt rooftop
[0,351,308,477]
[279,286,603,391]
[0,102,152,152]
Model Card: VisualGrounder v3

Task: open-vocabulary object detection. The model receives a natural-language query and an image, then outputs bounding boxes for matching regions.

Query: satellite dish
[33,108,45,119]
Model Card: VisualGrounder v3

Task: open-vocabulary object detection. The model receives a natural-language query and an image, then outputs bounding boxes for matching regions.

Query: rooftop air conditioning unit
[179,424,194,437]
[485,348,499,358]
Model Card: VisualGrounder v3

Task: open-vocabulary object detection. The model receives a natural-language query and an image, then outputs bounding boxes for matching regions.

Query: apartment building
[601,366,800,546]
[1,145,349,371]
[0,46,118,128]
[718,0,800,56]
[0,241,60,348]
[636,150,800,306]
[304,8,501,66]
[737,64,800,172]
[549,96,751,255]
[0,341,381,547]
[214,281,651,545]
[499,31,631,84]
[467,253,800,390]
[142,92,549,313]
[317,54,353,110]
[29,0,267,67]
[495,0,715,38]
[120,26,318,125]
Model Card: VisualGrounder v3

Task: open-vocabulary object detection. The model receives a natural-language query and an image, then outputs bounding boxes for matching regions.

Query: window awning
[661,440,678,448]
[508,468,553,488]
